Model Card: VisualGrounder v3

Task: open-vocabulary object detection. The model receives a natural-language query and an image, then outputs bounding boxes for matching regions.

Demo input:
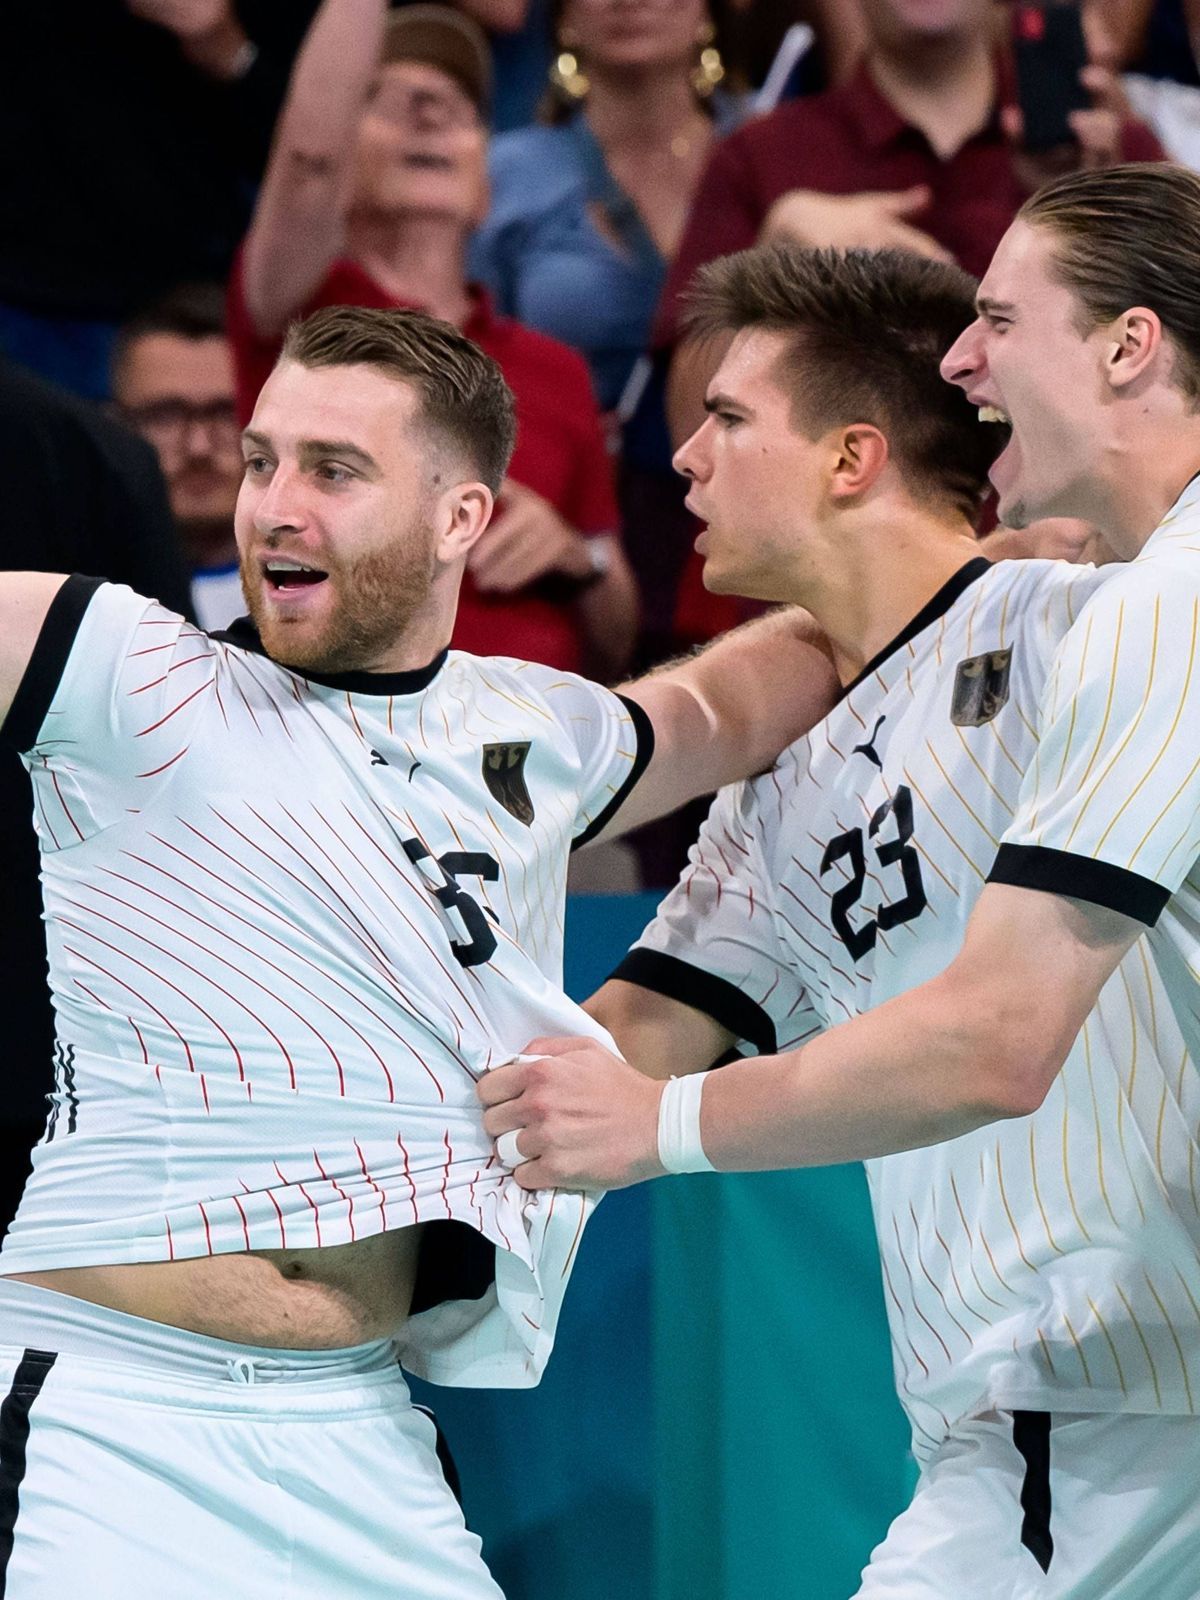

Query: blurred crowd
[1,0,1196,870]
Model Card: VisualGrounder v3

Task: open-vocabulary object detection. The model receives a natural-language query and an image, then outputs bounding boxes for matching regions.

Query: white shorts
[0,1277,504,1599]
[854,1408,1200,1600]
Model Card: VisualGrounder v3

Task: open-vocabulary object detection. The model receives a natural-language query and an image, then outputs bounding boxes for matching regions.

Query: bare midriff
[6,1224,425,1349]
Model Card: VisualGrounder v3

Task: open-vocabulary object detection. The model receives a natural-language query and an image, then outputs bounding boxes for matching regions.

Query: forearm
[243,0,384,330]
[586,978,730,1081]
[757,190,828,248]
[275,0,385,162]
[698,972,1034,1171]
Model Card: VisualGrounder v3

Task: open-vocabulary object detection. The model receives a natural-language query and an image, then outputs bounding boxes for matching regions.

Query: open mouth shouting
[975,402,1017,498]
[261,557,330,600]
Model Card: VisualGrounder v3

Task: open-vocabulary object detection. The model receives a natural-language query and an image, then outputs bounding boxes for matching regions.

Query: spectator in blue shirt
[471,0,743,416]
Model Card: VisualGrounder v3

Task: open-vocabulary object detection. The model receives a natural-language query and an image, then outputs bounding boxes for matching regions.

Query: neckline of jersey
[839,556,992,699]
[211,617,449,695]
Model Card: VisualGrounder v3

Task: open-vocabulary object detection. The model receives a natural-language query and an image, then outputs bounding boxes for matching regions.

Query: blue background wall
[412,894,914,1600]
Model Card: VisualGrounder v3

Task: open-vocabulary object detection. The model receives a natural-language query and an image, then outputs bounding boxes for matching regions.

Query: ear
[828,424,889,502]
[1103,307,1163,391]
[434,481,494,565]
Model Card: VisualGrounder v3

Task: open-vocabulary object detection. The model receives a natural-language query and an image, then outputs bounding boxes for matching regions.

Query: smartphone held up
[1011,2,1091,151]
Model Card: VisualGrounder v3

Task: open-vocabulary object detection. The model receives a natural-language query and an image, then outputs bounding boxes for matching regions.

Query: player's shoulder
[444,651,616,714]
[976,555,1113,641]
[1117,533,1200,600]
[1057,543,1200,641]
[65,575,191,641]
[982,553,1109,605]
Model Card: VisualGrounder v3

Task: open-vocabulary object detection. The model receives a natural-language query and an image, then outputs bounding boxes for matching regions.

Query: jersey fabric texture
[618,549,1200,1458]
[0,578,653,1387]
[853,1407,1200,1600]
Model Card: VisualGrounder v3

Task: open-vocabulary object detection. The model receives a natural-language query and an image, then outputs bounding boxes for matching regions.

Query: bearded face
[236,359,473,676]
[240,503,438,675]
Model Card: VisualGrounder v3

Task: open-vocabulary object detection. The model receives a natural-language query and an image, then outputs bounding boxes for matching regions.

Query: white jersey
[0,578,654,1388]
[620,552,1200,1459]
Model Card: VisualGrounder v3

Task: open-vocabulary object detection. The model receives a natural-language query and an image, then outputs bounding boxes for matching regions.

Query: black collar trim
[840,557,992,698]
[211,617,449,695]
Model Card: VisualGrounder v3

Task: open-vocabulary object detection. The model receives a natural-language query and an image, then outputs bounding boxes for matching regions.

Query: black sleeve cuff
[0,575,105,754]
[610,947,777,1055]
[571,693,656,851]
[988,843,1170,928]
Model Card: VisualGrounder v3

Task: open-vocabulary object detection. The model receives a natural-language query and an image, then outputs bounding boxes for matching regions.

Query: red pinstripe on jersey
[9,581,651,1387]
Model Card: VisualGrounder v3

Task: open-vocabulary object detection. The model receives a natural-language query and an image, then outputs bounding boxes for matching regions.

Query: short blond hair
[281,303,517,489]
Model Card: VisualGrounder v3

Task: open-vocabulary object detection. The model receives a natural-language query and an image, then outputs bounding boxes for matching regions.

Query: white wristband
[657,1073,716,1175]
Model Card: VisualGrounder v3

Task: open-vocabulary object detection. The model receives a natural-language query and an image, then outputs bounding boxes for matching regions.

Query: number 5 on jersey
[402,838,501,968]
[820,785,927,960]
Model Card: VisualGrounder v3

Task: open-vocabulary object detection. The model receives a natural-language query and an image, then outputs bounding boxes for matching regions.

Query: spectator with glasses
[112,285,245,630]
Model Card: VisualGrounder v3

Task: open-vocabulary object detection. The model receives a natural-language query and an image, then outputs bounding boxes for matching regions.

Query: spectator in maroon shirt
[230,0,638,680]
[660,0,1164,444]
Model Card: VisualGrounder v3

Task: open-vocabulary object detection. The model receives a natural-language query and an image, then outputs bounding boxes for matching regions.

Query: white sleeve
[501,663,654,847]
[613,779,821,1056]
[991,556,1200,924]
[4,577,218,846]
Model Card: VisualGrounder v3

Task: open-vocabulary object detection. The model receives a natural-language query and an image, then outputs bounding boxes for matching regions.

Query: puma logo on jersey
[371,747,422,781]
[852,716,887,771]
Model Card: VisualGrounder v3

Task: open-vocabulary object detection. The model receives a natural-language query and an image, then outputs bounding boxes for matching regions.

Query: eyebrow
[241,431,381,474]
[975,297,1017,317]
[704,391,749,415]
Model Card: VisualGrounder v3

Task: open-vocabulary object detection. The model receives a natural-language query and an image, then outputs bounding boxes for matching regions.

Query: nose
[183,416,215,461]
[250,462,308,538]
[673,419,710,483]
[940,320,983,390]
[409,89,451,130]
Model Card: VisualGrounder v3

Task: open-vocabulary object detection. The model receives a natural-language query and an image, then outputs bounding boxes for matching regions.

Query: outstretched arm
[240,0,387,336]
[479,883,1140,1188]
[588,607,839,845]
[690,884,1139,1171]
[0,574,70,735]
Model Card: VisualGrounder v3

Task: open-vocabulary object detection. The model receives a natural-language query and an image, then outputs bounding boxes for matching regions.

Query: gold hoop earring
[548,33,590,103]
[691,22,724,100]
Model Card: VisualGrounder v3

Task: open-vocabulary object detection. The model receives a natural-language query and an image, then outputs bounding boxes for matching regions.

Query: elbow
[970,1019,1071,1122]
[932,976,1072,1125]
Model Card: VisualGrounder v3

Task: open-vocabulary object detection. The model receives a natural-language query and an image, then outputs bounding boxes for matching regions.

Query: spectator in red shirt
[660,0,1165,444]
[229,0,638,679]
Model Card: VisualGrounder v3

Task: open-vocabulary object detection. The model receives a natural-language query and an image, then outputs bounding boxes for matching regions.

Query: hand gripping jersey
[0,578,653,1387]
[619,549,1200,1459]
